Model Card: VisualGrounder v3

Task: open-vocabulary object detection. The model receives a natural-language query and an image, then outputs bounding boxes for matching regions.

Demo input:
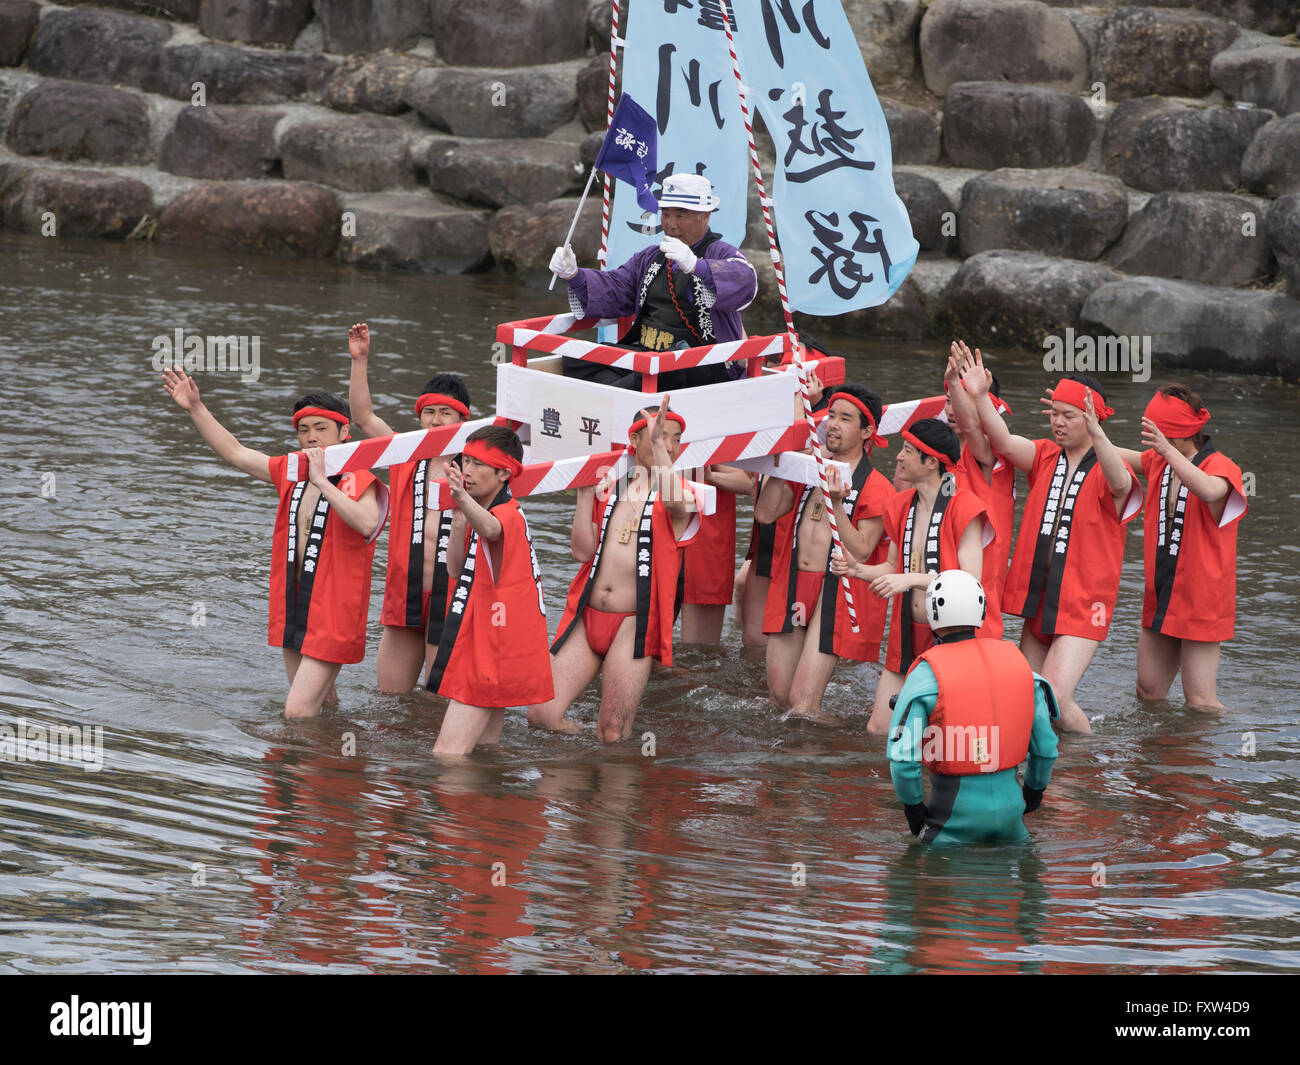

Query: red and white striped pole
[719,1,859,632]
[597,0,621,269]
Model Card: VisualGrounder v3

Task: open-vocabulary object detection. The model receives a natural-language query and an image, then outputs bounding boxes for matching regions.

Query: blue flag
[595,94,659,215]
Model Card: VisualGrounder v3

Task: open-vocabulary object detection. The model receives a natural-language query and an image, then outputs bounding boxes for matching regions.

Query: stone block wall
[0,0,1296,377]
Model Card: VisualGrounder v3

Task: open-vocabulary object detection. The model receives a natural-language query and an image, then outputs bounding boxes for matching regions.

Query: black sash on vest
[1150,441,1216,634]
[1020,448,1099,633]
[550,477,660,660]
[897,474,955,669]
[774,457,871,649]
[282,475,342,652]
[426,485,511,692]
[404,458,437,629]
[815,457,873,654]
[622,231,722,352]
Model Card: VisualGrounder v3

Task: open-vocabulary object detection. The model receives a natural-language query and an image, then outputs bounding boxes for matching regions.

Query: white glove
[549,244,578,280]
[660,236,697,274]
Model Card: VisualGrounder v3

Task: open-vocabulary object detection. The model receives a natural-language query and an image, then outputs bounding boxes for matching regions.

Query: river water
[1,230,1298,973]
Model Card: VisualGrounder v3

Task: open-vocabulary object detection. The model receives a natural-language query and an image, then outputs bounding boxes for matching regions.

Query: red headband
[462,439,522,479]
[293,406,349,428]
[1144,392,1210,439]
[415,392,470,419]
[827,392,888,448]
[1051,379,1114,421]
[626,411,687,451]
[943,378,1012,415]
[902,429,957,470]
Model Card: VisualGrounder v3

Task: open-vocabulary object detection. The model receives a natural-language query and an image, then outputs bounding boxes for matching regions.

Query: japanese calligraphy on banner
[604,0,748,269]
[732,0,919,314]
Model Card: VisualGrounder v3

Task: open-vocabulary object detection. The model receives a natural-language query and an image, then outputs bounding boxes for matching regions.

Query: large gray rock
[430,0,590,67]
[315,0,431,54]
[325,52,431,115]
[942,81,1094,168]
[1108,192,1274,286]
[577,55,617,133]
[143,43,335,104]
[405,63,584,139]
[160,105,283,180]
[1265,194,1300,294]
[157,181,339,257]
[6,81,152,164]
[428,139,584,208]
[580,129,603,169]
[882,98,941,165]
[338,193,491,273]
[944,249,1118,348]
[1094,7,1237,100]
[281,118,417,192]
[844,0,923,87]
[959,168,1128,260]
[0,166,152,238]
[815,261,960,340]
[920,0,1090,96]
[96,1,199,19]
[1101,99,1274,193]
[28,8,172,90]
[1211,46,1300,117]
[894,170,955,253]
[1081,276,1300,379]
[1240,114,1300,198]
[490,195,603,272]
[0,1,41,67]
[587,1,612,52]
[1144,0,1294,37]
[199,0,314,49]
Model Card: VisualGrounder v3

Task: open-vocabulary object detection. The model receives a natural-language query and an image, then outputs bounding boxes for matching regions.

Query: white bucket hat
[657,173,720,212]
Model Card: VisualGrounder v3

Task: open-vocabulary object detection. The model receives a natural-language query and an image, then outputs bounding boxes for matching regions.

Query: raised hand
[1039,387,1057,419]
[162,367,200,411]
[648,392,672,451]
[443,458,467,503]
[958,346,992,399]
[348,322,369,361]
[1140,416,1175,459]
[1082,388,1102,437]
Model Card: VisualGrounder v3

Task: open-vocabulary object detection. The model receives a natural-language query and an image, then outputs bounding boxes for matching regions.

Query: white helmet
[925,570,986,631]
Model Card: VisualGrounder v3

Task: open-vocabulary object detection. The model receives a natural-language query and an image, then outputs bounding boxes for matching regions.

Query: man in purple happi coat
[550,173,758,390]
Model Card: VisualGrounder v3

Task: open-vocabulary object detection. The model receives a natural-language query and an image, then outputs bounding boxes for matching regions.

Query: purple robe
[567,235,757,347]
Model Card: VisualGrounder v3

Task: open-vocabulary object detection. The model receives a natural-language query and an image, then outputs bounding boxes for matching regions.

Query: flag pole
[549,163,600,291]
[719,0,860,633]
[598,0,622,270]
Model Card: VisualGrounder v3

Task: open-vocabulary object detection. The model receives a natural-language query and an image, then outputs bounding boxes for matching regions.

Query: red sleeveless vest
[910,638,1035,775]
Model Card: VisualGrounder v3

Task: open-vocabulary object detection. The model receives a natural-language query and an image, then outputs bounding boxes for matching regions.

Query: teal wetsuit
[887,658,1059,845]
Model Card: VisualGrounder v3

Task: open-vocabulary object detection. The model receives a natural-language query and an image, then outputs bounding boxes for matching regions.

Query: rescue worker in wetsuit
[887,570,1060,844]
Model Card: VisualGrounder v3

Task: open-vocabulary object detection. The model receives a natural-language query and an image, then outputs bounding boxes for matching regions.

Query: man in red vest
[425,426,553,754]
[960,351,1141,733]
[348,321,473,694]
[162,370,388,718]
[1112,385,1248,711]
[887,571,1060,844]
[528,397,699,742]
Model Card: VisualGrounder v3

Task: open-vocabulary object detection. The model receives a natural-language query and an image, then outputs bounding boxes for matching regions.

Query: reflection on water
[1,232,1298,973]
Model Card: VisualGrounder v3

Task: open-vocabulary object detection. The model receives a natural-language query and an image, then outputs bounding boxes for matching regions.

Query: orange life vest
[910,638,1035,775]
